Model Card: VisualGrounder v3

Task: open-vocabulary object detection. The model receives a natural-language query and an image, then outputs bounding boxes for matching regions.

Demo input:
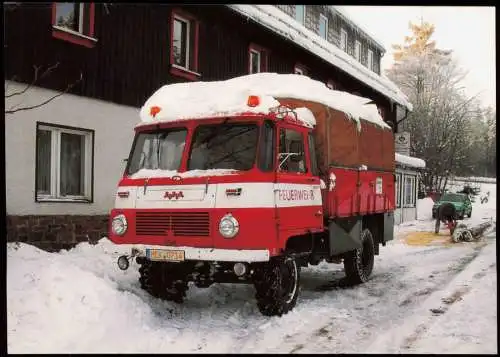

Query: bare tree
[5,63,83,115]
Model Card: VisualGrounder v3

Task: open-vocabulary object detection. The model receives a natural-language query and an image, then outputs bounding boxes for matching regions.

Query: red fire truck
[109,74,396,316]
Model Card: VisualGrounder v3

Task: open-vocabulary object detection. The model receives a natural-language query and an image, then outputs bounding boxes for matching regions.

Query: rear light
[225,188,242,196]
[247,95,260,107]
[117,191,130,198]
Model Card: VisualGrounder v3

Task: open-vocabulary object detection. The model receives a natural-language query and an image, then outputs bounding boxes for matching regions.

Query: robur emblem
[164,191,184,200]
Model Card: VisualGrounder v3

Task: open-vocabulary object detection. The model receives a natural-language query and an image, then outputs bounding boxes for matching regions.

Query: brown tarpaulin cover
[276,98,395,172]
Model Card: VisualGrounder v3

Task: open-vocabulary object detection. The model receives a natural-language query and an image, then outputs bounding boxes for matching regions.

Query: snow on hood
[227,5,412,111]
[395,153,426,169]
[129,168,239,179]
[139,73,390,131]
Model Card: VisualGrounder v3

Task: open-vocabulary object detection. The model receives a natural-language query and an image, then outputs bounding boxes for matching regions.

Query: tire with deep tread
[343,228,375,285]
[138,260,189,303]
[254,255,300,317]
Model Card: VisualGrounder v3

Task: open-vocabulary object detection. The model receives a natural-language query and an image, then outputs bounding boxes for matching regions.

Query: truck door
[275,125,323,237]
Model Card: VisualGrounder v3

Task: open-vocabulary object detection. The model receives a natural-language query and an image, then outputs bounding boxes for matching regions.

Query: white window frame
[403,174,416,207]
[295,5,305,25]
[340,28,347,51]
[249,49,262,74]
[54,3,86,35]
[367,49,374,70]
[36,123,93,202]
[395,173,402,208]
[173,14,191,70]
[319,14,328,40]
[355,40,361,61]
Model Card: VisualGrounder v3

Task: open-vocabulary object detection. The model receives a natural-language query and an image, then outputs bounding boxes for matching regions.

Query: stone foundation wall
[7,215,109,252]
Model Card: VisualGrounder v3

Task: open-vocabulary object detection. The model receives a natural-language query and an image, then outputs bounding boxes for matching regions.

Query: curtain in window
[37,130,52,194]
[60,132,85,196]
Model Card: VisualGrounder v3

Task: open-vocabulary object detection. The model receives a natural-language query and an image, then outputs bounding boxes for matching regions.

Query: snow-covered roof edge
[328,6,385,52]
[227,5,412,111]
[395,153,426,169]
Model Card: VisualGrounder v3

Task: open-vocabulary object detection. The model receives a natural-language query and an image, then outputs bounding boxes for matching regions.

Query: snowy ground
[7,182,497,354]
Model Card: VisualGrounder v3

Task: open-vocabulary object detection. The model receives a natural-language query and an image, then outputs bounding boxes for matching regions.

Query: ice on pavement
[7,182,497,353]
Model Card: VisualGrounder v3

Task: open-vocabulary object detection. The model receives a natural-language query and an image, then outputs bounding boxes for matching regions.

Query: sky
[337,6,496,109]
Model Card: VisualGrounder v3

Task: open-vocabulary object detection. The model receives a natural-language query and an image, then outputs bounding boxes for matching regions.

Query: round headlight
[112,214,128,236]
[219,214,239,238]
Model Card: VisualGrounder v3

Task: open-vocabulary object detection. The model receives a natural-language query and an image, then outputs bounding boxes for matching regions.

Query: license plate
[147,249,185,262]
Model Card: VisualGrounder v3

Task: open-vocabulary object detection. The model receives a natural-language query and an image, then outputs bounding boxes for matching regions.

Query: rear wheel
[343,228,375,285]
[138,260,189,303]
[254,255,300,317]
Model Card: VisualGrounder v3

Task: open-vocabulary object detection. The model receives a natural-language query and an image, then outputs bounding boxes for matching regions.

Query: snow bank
[227,5,412,110]
[139,73,390,131]
[417,197,434,221]
[395,153,426,168]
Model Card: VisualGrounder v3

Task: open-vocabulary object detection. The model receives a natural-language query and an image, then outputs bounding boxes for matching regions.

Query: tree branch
[5,62,60,98]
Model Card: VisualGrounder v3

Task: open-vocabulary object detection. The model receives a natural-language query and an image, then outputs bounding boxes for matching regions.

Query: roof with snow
[138,73,390,130]
[226,5,412,111]
[395,153,426,169]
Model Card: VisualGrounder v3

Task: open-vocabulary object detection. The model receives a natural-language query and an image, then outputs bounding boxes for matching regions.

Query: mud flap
[328,217,362,255]
[383,212,394,243]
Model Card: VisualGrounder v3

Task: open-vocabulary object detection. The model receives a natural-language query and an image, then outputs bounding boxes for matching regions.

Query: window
[367,49,374,70]
[127,129,187,175]
[278,128,307,174]
[249,44,268,74]
[294,63,307,76]
[188,124,259,171]
[340,28,347,51]
[36,123,94,202]
[395,173,401,208]
[295,5,305,25]
[51,2,97,48]
[257,120,276,172]
[355,40,361,61]
[170,9,200,80]
[403,175,416,207]
[319,14,328,40]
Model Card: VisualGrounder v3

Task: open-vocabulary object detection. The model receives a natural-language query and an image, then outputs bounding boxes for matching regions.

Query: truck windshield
[127,129,187,175]
[188,123,259,171]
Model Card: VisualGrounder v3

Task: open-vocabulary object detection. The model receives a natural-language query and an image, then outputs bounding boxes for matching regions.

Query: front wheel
[254,255,300,317]
[343,228,375,285]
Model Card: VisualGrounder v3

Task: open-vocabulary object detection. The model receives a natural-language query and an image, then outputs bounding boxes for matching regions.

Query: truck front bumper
[129,244,270,263]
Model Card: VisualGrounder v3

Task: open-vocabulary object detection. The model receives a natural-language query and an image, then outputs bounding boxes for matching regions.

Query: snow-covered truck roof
[139,73,390,131]
[226,5,412,111]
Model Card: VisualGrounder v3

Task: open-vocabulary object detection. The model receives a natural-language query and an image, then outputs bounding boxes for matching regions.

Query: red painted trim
[89,3,95,38]
[170,66,199,81]
[51,2,57,24]
[193,20,199,72]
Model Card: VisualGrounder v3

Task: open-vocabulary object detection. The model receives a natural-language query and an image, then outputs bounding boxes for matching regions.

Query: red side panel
[326,167,359,217]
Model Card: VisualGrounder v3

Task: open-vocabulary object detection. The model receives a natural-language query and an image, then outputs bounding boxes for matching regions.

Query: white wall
[5,81,140,215]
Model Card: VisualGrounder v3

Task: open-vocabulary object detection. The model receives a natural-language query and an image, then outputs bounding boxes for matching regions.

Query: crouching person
[435,202,458,235]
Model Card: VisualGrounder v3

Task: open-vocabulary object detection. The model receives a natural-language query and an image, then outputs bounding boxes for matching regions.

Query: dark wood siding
[4,4,396,128]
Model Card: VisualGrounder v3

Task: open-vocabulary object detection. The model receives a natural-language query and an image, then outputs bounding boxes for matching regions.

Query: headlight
[219,214,239,238]
[112,214,128,236]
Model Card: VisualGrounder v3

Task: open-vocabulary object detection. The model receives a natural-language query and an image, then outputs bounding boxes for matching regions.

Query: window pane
[55,3,79,32]
[60,132,85,196]
[127,129,187,175]
[319,16,327,39]
[173,18,188,68]
[250,50,260,74]
[37,130,52,195]
[295,5,304,24]
[189,124,259,171]
[279,129,306,173]
[257,120,275,172]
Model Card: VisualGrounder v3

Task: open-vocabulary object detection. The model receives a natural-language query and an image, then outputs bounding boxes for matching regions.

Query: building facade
[4,3,413,250]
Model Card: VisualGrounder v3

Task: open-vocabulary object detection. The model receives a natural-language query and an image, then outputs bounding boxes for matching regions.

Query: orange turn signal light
[150,106,162,118]
[247,95,260,107]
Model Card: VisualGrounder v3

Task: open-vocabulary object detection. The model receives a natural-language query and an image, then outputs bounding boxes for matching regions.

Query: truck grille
[135,211,210,237]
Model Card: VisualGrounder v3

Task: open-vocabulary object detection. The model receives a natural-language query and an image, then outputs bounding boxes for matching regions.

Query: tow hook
[117,248,141,271]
